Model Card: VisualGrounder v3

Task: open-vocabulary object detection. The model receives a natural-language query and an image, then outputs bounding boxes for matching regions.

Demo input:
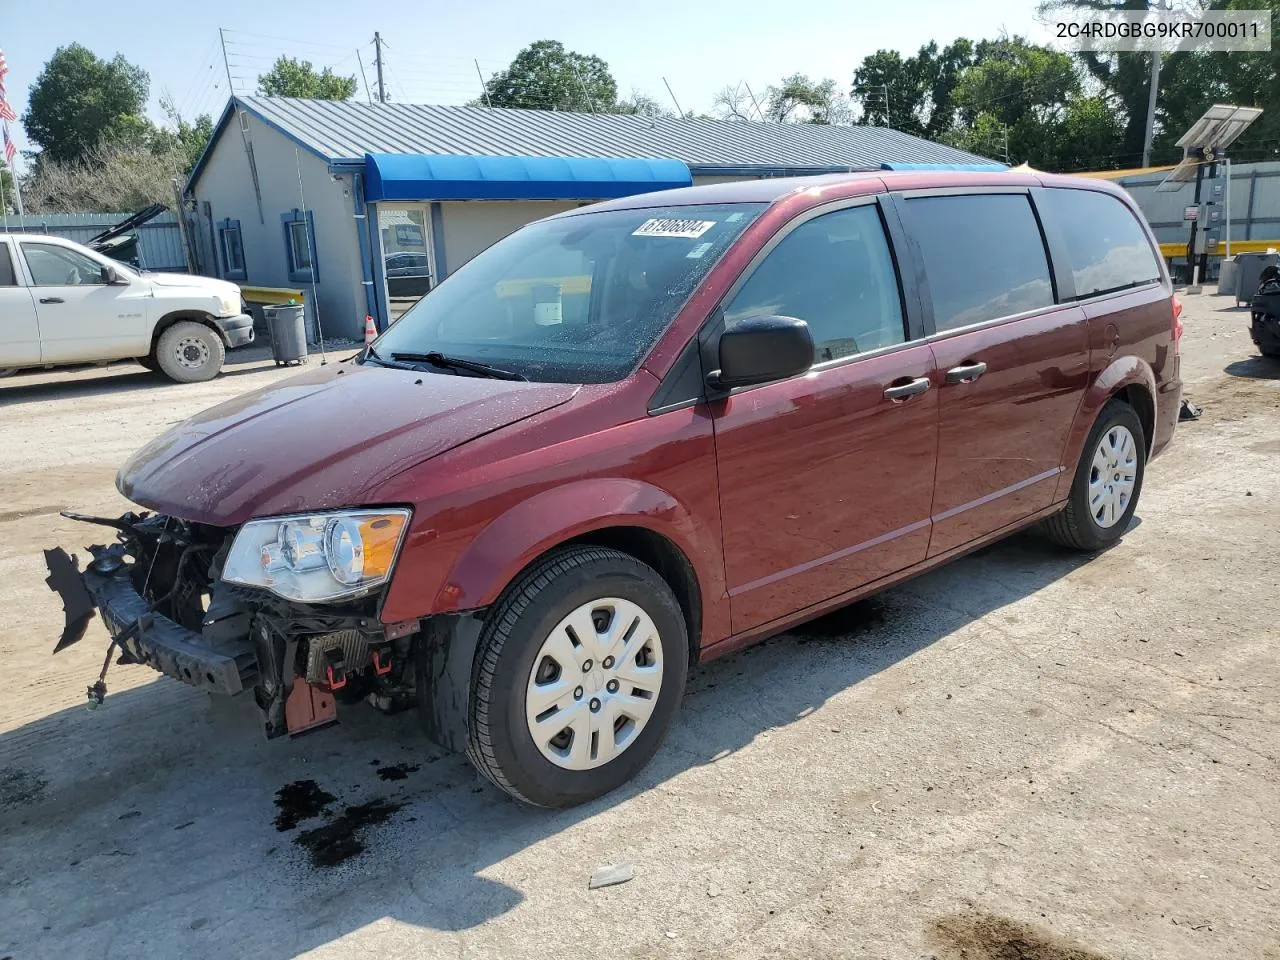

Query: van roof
[556,170,1130,217]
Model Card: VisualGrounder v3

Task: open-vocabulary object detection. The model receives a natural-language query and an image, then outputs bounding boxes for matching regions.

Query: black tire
[155,320,225,383]
[1044,399,1146,551]
[467,545,688,808]
[1261,345,1280,359]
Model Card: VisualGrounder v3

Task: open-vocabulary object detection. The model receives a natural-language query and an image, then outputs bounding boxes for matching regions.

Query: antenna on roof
[662,77,684,118]
[743,82,767,123]
[570,63,597,113]
[475,59,493,108]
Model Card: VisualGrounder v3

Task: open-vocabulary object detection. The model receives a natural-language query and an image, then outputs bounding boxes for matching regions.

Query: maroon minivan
[48,170,1181,807]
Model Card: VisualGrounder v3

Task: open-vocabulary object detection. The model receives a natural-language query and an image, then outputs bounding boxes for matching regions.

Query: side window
[905,194,1054,331]
[0,244,16,286]
[724,204,906,363]
[1037,188,1162,299]
[281,209,317,283]
[218,219,246,281]
[20,242,109,287]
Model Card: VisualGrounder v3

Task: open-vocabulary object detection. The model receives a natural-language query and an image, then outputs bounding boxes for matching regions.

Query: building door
[377,204,433,321]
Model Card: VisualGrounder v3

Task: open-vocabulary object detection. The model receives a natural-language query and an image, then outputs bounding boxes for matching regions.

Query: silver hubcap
[1089,424,1138,528]
[525,597,663,771]
[174,336,210,370]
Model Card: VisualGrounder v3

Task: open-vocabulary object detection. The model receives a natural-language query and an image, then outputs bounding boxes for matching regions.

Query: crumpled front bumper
[45,545,259,696]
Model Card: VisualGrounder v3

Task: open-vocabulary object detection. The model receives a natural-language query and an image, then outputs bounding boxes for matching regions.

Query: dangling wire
[294,145,328,365]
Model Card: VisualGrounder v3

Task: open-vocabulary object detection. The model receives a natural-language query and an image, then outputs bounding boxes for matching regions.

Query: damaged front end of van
[45,506,419,738]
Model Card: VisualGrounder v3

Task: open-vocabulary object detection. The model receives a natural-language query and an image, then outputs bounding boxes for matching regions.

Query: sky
[0,0,1054,170]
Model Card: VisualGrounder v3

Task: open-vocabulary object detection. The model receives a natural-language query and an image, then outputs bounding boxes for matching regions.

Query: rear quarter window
[1037,188,1162,300]
[904,193,1055,332]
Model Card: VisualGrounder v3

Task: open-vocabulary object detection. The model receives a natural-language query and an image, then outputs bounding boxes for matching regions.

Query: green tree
[23,44,150,164]
[0,161,16,214]
[765,74,850,124]
[852,40,974,137]
[615,90,670,117]
[257,56,358,100]
[155,93,214,172]
[482,40,618,112]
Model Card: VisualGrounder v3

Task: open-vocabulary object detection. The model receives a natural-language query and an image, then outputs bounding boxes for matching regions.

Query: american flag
[3,123,15,166]
[0,50,13,123]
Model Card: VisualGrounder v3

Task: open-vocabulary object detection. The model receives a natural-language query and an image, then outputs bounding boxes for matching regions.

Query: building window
[218,219,246,281]
[281,208,318,283]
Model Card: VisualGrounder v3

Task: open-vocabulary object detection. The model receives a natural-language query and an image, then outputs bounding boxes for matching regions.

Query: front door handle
[39,296,65,304]
[883,376,931,401]
[945,361,987,384]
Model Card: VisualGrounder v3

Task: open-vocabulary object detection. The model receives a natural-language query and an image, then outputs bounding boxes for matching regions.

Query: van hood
[117,362,579,526]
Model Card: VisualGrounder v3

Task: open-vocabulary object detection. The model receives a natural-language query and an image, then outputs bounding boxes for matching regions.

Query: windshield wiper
[361,344,419,371]
[389,351,527,381]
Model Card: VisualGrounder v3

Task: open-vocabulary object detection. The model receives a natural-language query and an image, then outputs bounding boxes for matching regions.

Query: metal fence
[0,210,187,273]
[1117,160,1280,259]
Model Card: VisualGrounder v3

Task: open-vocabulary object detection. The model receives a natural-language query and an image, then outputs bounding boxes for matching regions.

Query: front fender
[429,477,727,638]
[1053,354,1157,501]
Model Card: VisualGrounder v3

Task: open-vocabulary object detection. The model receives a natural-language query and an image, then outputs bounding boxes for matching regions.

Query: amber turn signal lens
[358,513,408,579]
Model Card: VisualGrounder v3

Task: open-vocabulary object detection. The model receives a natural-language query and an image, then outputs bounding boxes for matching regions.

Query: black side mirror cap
[706,314,814,391]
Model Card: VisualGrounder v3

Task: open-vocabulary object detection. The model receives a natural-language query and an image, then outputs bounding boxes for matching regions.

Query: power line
[219,28,356,52]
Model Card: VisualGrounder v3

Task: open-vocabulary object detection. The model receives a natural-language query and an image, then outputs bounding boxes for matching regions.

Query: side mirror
[707,315,814,391]
[103,266,130,285]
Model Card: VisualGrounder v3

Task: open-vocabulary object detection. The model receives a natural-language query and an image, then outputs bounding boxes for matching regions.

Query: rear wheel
[467,546,688,808]
[155,321,224,383]
[1044,399,1145,551]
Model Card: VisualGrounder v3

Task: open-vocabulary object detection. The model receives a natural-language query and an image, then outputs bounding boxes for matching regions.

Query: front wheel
[467,546,688,808]
[1044,399,1146,551]
[155,321,225,383]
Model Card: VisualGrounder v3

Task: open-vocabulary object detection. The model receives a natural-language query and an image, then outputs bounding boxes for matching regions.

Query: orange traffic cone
[363,314,378,345]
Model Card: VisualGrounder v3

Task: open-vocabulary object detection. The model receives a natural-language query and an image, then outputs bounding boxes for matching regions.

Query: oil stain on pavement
[931,913,1111,960]
[294,797,405,867]
[273,779,337,831]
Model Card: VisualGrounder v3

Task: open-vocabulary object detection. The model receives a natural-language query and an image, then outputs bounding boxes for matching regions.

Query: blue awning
[880,162,1008,172]
[363,153,692,202]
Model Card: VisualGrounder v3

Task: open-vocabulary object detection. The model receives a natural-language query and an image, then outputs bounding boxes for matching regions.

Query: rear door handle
[39,297,65,304]
[883,376,931,401]
[945,361,987,384]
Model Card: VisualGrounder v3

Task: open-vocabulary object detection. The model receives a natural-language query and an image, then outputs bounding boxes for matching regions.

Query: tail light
[1171,295,1184,353]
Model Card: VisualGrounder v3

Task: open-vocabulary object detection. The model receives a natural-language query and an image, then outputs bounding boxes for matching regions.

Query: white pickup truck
[0,233,254,382]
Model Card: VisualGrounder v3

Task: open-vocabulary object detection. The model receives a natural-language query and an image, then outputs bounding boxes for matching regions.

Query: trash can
[263,304,308,366]
[1232,252,1280,306]
[1217,256,1240,298]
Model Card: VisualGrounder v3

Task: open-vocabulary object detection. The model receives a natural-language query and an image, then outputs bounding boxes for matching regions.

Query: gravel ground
[1,295,1277,960]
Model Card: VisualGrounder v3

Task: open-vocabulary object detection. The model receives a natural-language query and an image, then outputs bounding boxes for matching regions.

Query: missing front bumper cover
[45,544,259,695]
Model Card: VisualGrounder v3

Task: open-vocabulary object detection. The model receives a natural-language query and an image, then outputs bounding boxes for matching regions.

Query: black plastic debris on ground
[273,780,337,832]
[376,762,420,781]
[294,798,403,867]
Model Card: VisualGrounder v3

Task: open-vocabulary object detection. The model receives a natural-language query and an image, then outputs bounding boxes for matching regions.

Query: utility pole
[1141,0,1171,168]
[373,32,386,104]
[1141,50,1161,167]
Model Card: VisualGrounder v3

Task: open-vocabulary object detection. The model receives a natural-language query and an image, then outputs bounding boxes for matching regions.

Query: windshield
[371,202,766,383]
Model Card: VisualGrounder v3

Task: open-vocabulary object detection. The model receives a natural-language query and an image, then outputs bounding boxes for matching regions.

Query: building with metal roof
[185,95,1000,339]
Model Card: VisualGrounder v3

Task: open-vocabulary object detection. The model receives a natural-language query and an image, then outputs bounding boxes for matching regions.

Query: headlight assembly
[222,509,411,602]
[218,293,239,316]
